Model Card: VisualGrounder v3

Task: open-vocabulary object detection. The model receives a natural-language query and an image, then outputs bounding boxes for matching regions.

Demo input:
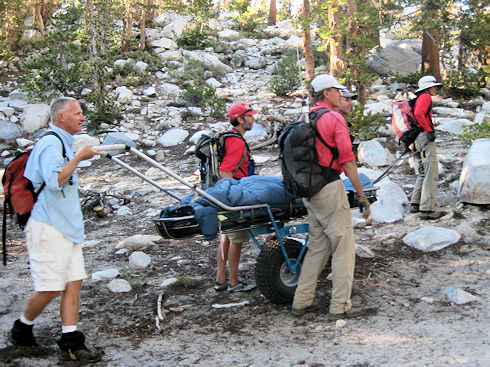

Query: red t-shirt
[312,102,355,174]
[219,129,250,179]
[413,93,434,132]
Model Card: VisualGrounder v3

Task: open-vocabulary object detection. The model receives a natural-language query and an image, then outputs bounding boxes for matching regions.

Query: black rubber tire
[255,237,306,305]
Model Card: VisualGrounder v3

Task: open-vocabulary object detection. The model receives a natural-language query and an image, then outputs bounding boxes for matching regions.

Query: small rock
[420,297,434,304]
[129,251,151,269]
[92,268,119,281]
[335,319,347,328]
[107,279,132,293]
[441,287,478,305]
[160,277,179,288]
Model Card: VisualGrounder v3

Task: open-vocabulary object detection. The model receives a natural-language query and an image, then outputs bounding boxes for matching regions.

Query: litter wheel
[255,238,306,305]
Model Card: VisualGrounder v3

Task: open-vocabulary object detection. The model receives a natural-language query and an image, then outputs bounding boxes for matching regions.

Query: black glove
[427,130,436,142]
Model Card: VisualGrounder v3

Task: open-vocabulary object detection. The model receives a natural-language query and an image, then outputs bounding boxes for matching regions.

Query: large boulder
[0,120,23,141]
[458,138,490,204]
[358,139,392,167]
[435,119,474,134]
[157,128,189,147]
[367,45,421,75]
[20,103,50,133]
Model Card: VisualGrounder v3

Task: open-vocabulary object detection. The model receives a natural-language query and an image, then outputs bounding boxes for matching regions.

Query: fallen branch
[157,291,165,321]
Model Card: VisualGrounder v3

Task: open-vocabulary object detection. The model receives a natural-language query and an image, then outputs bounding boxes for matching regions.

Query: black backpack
[2,131,67,265]
[278,108,340,198]
[195,130,253,189]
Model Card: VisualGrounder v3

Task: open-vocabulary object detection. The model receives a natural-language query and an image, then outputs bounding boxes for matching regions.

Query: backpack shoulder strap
[220,131,250,177]
[410,94,432,124]
[309,108,339,167]
[41,131,67,158]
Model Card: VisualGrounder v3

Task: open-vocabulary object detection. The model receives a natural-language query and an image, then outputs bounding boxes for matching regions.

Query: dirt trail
[1,132,489,367]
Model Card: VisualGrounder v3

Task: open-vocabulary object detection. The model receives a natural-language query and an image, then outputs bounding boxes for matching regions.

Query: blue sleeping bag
[161,174,374,240]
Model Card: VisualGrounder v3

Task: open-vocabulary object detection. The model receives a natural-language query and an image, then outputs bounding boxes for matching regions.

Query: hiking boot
[57,331,102,364]
[9,319,47,356]
[420,211,443,220]
[409,204,419,213]
[328,307,371,321]
[290,307,307,317]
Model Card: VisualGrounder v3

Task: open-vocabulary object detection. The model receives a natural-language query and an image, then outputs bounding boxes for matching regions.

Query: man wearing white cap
[291,74,372,321]
[409,75,442,220]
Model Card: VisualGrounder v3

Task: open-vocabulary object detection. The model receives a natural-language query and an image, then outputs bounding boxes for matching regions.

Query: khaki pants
[292,179,355,314]
[411,133,438,212]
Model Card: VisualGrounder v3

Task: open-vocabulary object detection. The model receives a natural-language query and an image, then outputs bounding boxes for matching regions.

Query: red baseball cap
[227,103,259,119]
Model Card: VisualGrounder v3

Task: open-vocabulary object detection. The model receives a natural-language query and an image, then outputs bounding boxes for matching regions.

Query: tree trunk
[421,28,441,80]
[139,0,149,51]
[33,1,45,36]
[122,0,133,52]
[328,1,343,78]
[301,0,315,82]
[268,0,276,25]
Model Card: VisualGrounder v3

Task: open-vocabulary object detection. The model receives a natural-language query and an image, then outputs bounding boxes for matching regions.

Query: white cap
[311,74,346,93]
[340,88,357,100]
[416,75,442,93]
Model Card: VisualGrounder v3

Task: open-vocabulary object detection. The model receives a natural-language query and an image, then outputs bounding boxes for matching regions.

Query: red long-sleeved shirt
[219,129,250,179]
[413,93,434,132]
[312,102,355,174]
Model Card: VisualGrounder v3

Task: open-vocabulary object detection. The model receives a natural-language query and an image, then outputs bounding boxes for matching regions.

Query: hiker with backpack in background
[9,97,102,363]
[214,103,258,293]
[409,75,443,220]
[290,74,372,321]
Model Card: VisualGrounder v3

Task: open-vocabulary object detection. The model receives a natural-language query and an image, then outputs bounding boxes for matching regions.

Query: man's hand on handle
[359,196,372,223]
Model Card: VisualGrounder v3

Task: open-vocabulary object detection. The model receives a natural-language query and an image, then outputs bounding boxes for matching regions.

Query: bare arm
[57,144,98,187]
[341,160,366,198]
[219,171,233,179]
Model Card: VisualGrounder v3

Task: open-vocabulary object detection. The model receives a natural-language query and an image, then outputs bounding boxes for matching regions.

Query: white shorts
[26,219,87,292]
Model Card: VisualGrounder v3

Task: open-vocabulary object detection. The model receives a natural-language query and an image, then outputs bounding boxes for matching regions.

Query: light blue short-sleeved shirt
[24,125,85,244]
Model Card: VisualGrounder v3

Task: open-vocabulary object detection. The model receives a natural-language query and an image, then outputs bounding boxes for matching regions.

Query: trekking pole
[372,150,417,185]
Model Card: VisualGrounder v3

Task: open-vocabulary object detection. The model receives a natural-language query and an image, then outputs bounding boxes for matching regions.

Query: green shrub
[346,103,387,140]
[443,68,483,98]
[229,0,250,14]
[269,54,301,96]
[389,71,423,87]
[178,85,226,119]
[458,122,490,143]
[177,25,214,50]
[177,276,197,288]
[84,91,121,129]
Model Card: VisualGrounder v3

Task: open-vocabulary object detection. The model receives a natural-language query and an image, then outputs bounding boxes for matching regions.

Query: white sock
[62,325,77,333]
[20,314,34,325]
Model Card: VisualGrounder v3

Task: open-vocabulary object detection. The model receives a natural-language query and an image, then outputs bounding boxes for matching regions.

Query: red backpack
[2,131,66,265]
[391,96,430,149]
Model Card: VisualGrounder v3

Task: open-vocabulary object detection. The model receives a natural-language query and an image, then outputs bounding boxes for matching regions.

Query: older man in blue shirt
[9,97,100,363]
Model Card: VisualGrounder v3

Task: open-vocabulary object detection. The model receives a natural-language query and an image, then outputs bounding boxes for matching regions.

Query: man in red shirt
[215,103,258,292]
[291,74,372,321]
[409,75,442,219]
